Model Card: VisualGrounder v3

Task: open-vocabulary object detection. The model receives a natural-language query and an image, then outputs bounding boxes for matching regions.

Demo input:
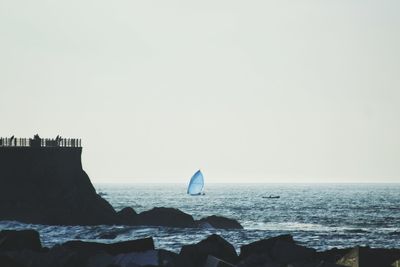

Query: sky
[0,0,399,183]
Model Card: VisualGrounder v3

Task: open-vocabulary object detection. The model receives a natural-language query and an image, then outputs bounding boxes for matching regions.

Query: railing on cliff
[0,137,82,147]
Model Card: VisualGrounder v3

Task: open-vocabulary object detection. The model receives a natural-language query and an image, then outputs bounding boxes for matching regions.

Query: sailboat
[187,170,205,196]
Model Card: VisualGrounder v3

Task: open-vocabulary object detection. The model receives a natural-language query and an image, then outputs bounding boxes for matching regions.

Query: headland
[0,135,241,228]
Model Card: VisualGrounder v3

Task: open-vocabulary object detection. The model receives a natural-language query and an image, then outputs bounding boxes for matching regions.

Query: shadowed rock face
[336,246,400,267]
[197,215,243,229]
[180,234,238,267]
[0,230,42,252]
[239,234,294,260]
[136,207,196,228]
[0,147,117,225]
[1,230,400,267]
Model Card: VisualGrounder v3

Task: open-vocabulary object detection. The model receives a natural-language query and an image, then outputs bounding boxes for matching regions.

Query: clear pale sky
[1,1,399,183]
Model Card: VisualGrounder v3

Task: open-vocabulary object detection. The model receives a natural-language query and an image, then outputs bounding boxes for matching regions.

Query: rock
[136,207,196,228]
[271,240,316,264]
[5,245,87,267]
[44,246,85,267]
[239,234,294,260]
[236,253,275,267]
[105,249,179,267]
[287,261,333,267]
[0,254,25,267]
[197,216,243,229]
[179,234,238,267]
[336,246,400,267]
[63,237,154,256]
[113,250,159,266]
[117,207,138,225]
[158,249,182,267]
[0,138,251,229]
[318,262,347,267]
[0,230,42,252]
[205,255,235,267]
[316,247,351,264]
[87,252,114,267]
[0,147,118,225]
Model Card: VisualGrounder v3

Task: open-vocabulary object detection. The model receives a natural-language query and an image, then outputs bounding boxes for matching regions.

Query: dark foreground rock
[336,246,400,267]
[63,237,154,255]
[0,254,24,267]
[0,230,42,252]
[1,229,399,267]
[180,234,238,267]
[239,234,294,260]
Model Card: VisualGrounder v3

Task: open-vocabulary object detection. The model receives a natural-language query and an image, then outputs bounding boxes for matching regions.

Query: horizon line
[93,181,400,184]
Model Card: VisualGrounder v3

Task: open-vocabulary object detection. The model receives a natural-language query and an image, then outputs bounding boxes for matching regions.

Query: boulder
[197,216,243,229]
[336,247,400,267]
[113,250,158,267]
[236,253,275,267]
[63,237,154,256]
[316,247,351,264]
[0,230,42,252]
[271,240,316,264]
[286,261,344,267]
[117,207,138,225]
[5,246,87,267]
[179,234,238,267]
[239,234,294,260]
[318,262,347,267]
[158,249,182,267]
[108,249,179,267]
[136,207,196,228]
[87,252,114,267]
[205,255,235,267]
[0,254,25,267]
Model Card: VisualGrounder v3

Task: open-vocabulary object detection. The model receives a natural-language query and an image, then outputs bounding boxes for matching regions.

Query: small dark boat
[262,195,280,199]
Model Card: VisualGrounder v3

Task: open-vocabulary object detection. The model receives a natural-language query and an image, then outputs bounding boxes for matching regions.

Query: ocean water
[1,183,399,252]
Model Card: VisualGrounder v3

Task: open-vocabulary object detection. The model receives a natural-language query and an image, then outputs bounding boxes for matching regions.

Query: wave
[389,231,400,236]
[343,229,370,234]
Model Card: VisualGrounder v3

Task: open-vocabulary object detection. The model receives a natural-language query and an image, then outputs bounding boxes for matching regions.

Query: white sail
[187,170,204,195]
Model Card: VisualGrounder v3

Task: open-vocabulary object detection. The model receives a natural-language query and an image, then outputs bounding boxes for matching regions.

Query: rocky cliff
[0,147,117,225]
[0,146,242,228]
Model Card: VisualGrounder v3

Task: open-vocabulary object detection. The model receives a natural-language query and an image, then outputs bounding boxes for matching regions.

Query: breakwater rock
[0,147,241,229]
[1,229,399,267]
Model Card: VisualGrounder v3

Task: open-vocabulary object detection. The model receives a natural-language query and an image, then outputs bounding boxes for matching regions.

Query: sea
[1,183,399,252]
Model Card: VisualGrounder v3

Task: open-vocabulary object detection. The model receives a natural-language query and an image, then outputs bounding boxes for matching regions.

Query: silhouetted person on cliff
[9,135,15,146]
[30,134,41,147]
[55,135,60,146]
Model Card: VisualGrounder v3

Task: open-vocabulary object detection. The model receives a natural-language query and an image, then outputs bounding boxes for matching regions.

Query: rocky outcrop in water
[114,206,243,229]
[1,229,399,267]
[197,215,243,229]
[0,147,117,225]
[0,147,241,229]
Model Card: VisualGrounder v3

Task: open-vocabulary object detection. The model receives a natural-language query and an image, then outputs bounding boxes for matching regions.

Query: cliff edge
[0,147,117,225]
